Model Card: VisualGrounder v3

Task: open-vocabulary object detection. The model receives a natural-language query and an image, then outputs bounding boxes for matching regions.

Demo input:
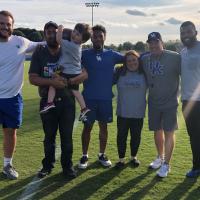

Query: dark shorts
[84,99,113,124]
[0,93,23,128]
[60,73,79,91]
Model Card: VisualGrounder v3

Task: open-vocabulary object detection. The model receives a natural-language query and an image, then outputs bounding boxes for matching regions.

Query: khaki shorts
[148,105,178,132]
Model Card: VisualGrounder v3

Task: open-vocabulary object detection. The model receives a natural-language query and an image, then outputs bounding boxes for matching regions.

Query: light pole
[85,2,100,26]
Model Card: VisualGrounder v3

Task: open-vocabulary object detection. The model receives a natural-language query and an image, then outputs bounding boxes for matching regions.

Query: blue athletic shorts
[84,99,113,124]
[0,94,23,128]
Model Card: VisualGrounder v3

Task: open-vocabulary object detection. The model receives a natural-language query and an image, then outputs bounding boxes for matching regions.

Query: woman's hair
[113,50,145,84]
[120,50,143,75]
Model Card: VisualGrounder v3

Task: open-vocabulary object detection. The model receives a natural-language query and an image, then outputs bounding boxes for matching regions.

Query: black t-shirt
[29,45,71,98]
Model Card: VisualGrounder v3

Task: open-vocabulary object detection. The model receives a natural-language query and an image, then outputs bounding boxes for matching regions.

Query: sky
[1,0,200,44]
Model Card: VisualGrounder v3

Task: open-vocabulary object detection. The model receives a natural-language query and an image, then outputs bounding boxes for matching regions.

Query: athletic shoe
[37,168,52,178]
[186,169,200,178]
[78,156,89,169]
[63,167,77,179]
[3,164,19,180]
[149,156,163,169]
[79,108,91,122]
[98,154,112,167]
[130,158,140,167]
[115,161,125,169]
[40,102,55,114]
[156,162,170,178]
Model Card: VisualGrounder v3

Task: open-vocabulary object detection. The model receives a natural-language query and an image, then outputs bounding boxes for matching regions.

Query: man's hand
[29,73,67,89]
[51,74,66,89]
[68,68,88,85]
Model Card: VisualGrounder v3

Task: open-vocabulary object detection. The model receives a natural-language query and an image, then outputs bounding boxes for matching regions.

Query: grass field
[0,62,200,200]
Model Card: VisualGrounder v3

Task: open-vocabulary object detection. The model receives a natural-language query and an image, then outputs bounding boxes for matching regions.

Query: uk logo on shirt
[148,61,164,76]
[96,55,102,61]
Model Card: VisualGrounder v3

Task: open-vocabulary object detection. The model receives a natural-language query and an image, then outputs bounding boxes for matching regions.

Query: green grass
[0,62,200,200]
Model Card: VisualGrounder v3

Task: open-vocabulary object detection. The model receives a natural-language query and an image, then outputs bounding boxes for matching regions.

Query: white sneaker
[3,164,19,180]
[78,156,88,169]
[98,154,112,167]
[149,156,163,169]
[157,163,170,178]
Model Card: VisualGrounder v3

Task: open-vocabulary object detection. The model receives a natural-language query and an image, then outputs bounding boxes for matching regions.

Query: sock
[98,153,104,157]
[4,157,12,167]
[131,156,137,160]
[83,154,88,158]
[158,155,164,160]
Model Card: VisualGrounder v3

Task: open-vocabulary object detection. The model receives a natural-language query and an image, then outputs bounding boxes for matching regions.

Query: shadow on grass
[31,161,112,199]
[0,174,35,200]
[185,186,200,200]
[162,177,197,200]
[31,172,69,200]
[103,169,155,200]
[127,176,160,200]
[51,162,129,200]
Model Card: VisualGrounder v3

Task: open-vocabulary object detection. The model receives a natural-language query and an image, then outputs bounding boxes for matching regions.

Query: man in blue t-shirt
[78,25,124,169]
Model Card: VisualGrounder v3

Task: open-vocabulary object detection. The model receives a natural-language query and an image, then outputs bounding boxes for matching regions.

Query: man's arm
[29,73,66,89]
[56,25,64,45]
[68,68,88,85]
[25,39,46,53]
[113,50,124,64]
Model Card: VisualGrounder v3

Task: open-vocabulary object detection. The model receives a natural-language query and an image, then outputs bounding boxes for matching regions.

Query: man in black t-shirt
[29,21,87,179]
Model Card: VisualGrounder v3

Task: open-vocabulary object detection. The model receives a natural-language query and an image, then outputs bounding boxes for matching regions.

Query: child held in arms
[40,23,91,122]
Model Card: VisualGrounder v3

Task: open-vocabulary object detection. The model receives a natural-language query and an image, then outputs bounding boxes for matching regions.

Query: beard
[181,36,197,47]
[47,42,59,48]
[0,29,12,39]
[93,43,103,50]
[47,40,59,48]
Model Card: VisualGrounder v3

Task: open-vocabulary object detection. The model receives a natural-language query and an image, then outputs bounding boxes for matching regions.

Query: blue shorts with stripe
[84,99,113,124]
[0,94,23,129]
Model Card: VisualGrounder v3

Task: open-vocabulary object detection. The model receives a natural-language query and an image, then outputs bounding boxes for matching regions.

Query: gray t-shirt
[181,41,200,101]
[141,50,181,109]
[116,71,147,118]
[59,39,82,74]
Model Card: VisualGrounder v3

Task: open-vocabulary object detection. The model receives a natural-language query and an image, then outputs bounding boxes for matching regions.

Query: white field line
[18,119,79,200]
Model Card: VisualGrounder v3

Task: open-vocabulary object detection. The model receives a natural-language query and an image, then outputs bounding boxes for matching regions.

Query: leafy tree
[164,42,176,51]
[28,31,43,42]
[105,44,118,51]
[134,41,146,52]
[13,29,25,37]
[117,44,123,52]
[122,41,134,51]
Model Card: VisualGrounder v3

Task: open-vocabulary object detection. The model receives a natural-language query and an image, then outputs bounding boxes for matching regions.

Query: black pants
[40,96,75,171]
[117,116,143,158]
[182,101,200,170]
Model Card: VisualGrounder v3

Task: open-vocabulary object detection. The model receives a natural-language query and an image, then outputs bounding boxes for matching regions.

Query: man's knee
[82,124,93,136]
[3,128,17,137]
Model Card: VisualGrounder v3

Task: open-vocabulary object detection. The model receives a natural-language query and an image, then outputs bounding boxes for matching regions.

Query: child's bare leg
[72,90,86,110]
[48,86,56,103]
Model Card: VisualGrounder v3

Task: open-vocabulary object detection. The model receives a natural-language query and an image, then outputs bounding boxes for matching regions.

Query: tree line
[13,28,182,53]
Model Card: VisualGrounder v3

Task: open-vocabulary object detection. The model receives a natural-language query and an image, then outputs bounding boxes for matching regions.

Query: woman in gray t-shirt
[113,50,147,169]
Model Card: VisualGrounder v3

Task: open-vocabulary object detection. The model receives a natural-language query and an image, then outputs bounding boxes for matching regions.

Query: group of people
[0,10,200,181]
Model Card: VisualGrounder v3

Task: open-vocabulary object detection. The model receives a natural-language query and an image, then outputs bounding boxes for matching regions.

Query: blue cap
[147,32,162,43]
